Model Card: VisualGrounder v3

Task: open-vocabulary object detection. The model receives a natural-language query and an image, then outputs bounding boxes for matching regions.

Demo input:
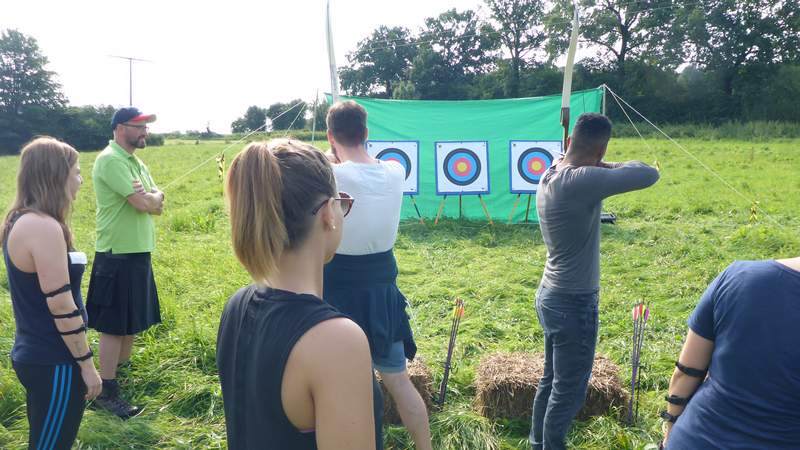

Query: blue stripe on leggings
[36,365,62,450]
[48,365,73,450]
[39,365,67,450]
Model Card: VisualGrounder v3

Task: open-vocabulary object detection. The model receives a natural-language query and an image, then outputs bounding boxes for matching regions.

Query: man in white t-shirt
[323,101,432,450]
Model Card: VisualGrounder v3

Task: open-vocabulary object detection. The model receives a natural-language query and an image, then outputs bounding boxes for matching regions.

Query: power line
[108,55,153,106]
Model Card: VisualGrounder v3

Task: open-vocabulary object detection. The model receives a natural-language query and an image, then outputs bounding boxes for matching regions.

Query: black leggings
[12,361,86,450]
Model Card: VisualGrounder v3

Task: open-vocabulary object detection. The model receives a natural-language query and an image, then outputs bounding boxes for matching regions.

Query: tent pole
[602,84,607,116]
[311,89,319,145]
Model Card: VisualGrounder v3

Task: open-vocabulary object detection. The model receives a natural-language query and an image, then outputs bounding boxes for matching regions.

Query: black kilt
[86,251,161,335]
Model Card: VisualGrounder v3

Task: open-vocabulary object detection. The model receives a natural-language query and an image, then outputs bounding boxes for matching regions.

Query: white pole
[311,89,319,144]
[602,84,607,116]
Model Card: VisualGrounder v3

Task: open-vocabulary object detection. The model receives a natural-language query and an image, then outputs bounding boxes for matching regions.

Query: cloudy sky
[2,0,504,133]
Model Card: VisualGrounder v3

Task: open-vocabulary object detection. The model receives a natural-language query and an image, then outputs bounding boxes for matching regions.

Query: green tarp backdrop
[332,87,603,222]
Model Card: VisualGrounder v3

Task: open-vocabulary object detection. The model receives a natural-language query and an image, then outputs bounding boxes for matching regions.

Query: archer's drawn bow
[560,1,580,149]
[325,0,340,104]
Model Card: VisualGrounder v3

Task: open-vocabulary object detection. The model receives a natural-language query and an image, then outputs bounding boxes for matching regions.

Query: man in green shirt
[86,107,164,419]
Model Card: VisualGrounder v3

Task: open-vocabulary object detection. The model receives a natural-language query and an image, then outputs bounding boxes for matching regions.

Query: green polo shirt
[93,140,157,254]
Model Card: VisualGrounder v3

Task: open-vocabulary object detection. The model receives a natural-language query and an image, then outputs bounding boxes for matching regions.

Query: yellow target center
[456,162,468,173]
[531,160,543,172]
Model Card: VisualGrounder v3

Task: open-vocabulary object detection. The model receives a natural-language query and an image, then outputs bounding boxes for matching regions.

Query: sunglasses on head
[311,192,354,217]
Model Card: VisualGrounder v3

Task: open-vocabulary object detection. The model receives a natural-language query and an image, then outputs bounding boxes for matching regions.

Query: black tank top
[3,212,87,364]
[216,285,383,450]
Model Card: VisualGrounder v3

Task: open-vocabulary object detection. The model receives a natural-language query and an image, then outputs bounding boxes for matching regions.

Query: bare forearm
[130,192,163,214]
[59,329,92,359]
[48,296,92,359]
[666,369,703,416]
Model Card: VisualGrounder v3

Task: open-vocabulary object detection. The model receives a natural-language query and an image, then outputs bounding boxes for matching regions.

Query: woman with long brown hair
[216,139,380,450]
[2,137,102,450]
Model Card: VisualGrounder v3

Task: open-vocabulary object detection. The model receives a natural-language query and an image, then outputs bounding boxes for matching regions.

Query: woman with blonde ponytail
[2,136,102,450]
[216,139,381,450]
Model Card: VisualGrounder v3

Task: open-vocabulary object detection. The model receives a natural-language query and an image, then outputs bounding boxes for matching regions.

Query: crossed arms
[127,180,165,215]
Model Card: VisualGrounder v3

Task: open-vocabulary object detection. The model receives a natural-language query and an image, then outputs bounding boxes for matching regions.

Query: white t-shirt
[333,160,405,255]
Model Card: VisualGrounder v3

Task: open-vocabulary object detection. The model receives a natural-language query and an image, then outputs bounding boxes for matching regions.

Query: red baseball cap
[111,107,157,130]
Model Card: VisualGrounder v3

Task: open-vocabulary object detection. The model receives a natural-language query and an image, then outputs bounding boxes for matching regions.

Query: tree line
[335,0,799,125]
[0,30,165,154]
[3,1,799,153]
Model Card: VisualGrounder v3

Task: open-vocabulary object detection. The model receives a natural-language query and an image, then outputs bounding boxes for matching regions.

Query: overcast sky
[3,0,516,133]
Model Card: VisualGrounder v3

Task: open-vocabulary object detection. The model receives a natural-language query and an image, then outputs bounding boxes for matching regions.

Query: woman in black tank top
[217,139,380,450]
[2,137,103,450]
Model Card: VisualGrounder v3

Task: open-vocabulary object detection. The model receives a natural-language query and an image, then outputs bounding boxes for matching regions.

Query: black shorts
[86,251,161,336]
[12,361,86,450]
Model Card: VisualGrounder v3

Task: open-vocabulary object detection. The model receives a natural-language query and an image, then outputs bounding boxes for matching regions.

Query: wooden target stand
[408,195,425,224]
[507,193,535,224]
[434,194,493,225]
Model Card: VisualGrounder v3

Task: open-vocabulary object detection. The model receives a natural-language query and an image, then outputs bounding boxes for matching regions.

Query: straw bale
[376,358,435,425]
[473,352,629,421]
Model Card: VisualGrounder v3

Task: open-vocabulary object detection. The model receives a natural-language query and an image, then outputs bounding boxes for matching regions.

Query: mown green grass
[1,137,798,449]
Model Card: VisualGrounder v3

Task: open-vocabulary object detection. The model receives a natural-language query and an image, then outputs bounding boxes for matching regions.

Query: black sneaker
[92,380,141,419]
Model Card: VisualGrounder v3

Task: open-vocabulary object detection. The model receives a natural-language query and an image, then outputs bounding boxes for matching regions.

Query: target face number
[366,141,419,194]
[435,141,490,195]
[509,141,563,193]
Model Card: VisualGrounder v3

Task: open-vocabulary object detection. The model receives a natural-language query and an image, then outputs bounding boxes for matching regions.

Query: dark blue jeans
[530,284,599,450]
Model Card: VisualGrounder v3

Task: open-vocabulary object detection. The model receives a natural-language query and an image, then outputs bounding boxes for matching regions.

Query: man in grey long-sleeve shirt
[530,113,660,450]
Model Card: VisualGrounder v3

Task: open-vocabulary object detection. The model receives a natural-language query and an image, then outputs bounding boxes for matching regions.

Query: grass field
[1,137,798,449]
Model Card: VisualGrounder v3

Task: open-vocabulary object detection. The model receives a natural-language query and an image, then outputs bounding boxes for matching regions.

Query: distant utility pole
[108,55,152,106]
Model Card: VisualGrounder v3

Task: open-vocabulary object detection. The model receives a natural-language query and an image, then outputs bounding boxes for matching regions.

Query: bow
[560,1,580,149]
[325,0,340,104]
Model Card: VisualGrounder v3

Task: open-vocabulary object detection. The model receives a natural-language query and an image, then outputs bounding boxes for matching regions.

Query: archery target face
[435,141,490,195]
[509,140,563,193]
[366,141,418,194]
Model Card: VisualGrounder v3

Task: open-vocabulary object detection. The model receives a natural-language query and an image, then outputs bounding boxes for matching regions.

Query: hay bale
[474,352,629,421]
[376,358,435,425]
[473,352,542,420]
[577,354,630,421]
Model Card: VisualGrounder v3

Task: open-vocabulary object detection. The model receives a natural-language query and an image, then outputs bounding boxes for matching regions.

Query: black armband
[665,394,691,406]
[676,361,707,378]
[659,410,680,423]
[59,324,87,336]
[74,349,93,362]
[43,284,72,298]
[51,308,84,319]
